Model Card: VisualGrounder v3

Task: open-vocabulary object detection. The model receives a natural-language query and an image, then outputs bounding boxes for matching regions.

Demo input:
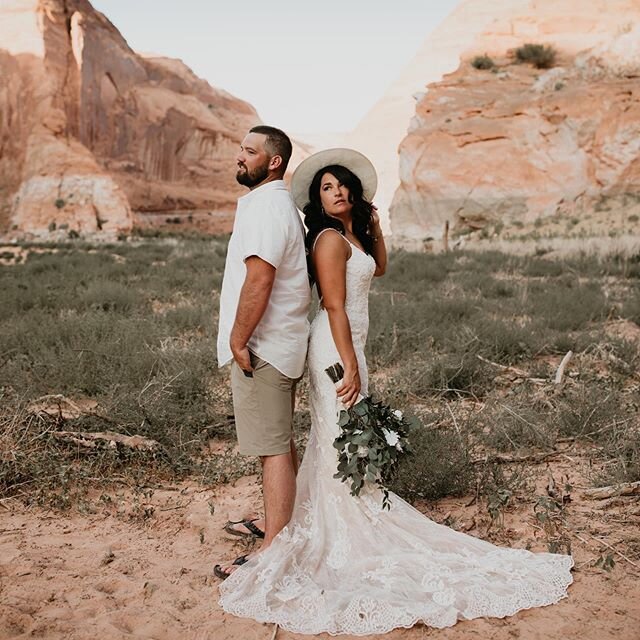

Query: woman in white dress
[218,148,573,635]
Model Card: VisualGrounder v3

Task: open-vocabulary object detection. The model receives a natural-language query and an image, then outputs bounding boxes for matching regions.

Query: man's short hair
[250,125,293,173]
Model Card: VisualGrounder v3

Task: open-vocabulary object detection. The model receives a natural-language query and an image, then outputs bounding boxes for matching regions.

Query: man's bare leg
[227,436,298,536]
[290,436,299,475]
[218,447,296,574]
[261,449,296,546]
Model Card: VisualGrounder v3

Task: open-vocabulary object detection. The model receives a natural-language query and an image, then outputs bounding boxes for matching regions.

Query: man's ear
[269,155,283,172]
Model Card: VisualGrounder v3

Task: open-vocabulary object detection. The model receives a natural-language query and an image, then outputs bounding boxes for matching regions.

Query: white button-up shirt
[217,180,310,379]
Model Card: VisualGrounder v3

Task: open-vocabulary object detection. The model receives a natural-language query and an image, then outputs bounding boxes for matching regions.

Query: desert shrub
[465,251,519,274]
[457,271,515,299]
[622,288,640,324]
[515,43,557,69]
[0,240,230,458]
[412,353,492,399]
[471,54,495,70]
[527,279,608,331]
[0,398,175,505]
[390,418,474,502]
[196,448,260,486]
[552,385,629,440]
[548,331,580,355]
[569,252,619,278]
[593,426,640,486]
[391,407,536,506]
[617,252,640,279]
[476,383,633,458]
[474,317,540,363]
[478,393,555,452]
[522,257,564,278]
[3,239,638,506]
[475,462,532,518]
[368,290,477,366]
[76,280,145,313]
[385,250,453,288]
[487,280,516,298]
[456,270,489,294]
[603,338,640,376]
[367,252,460,364]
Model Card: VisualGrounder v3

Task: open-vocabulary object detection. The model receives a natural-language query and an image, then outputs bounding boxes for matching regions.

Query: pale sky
[91,1,457,133]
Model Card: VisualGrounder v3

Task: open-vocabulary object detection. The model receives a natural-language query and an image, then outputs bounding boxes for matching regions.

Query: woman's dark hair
[303,164,374,281]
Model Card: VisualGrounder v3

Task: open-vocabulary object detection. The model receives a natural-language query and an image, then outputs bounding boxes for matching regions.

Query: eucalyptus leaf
[353,403,368,417]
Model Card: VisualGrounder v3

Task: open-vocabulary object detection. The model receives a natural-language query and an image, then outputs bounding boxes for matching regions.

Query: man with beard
[215,126,310,579]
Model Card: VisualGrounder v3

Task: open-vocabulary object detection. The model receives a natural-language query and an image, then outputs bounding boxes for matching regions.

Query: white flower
[357,445,369,457]
[382,428,400,447]
[395,443,403,452]
[393,409,403,419]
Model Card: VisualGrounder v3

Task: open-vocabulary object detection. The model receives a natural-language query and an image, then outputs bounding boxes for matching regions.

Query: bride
[218,148,573,635]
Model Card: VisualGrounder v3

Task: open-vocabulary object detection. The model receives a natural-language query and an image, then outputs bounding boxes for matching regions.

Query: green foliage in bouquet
[326,363,416,509]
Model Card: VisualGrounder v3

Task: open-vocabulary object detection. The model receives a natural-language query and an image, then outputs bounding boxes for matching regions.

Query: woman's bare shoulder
[313,228,350,257]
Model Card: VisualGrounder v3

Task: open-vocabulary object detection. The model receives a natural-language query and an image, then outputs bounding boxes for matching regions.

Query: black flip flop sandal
[223,518,265,539]
[214,554,249,580]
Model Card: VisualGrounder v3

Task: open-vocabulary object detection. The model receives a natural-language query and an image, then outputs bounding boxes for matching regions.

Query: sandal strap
[214,554,250,580]
[243,519,265,538]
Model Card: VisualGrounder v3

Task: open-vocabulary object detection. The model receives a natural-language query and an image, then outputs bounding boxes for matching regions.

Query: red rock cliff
[0,0,260,237]
[390,1,640,249]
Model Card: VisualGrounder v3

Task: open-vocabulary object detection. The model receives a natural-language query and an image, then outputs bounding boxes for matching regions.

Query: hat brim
[290,148,377,212]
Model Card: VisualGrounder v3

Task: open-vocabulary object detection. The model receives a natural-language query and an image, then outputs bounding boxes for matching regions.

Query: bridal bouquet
[325,363,414,510]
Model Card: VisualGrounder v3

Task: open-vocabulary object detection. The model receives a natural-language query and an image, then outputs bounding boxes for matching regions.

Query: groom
[215,126,310,578]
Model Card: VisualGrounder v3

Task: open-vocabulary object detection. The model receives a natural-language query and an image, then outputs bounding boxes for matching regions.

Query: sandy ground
[1,457,639,640]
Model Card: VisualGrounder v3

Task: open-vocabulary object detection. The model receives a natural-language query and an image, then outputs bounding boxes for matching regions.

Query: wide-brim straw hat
[290,148,377,212]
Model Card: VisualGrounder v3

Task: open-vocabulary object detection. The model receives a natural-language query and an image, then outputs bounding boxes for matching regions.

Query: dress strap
[312,228,350,253]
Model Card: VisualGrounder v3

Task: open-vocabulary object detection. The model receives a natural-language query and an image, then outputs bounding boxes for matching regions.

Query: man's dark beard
[236,162,269,187]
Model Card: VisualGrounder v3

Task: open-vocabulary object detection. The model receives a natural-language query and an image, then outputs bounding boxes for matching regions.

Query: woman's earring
[321,206,326,216]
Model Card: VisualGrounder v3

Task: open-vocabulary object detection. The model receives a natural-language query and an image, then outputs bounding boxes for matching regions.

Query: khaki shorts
[230,352,299,456]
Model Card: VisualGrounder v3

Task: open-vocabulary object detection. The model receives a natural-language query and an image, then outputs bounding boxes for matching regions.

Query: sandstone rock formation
[391,0,640,249]
[0,0,260,237]
[347,0,531,232]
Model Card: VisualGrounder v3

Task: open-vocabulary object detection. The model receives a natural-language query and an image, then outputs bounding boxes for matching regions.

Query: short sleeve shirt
[216,180,311,379]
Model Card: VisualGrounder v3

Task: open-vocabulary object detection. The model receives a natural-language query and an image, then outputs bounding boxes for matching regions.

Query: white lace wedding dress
[219,236,573,635]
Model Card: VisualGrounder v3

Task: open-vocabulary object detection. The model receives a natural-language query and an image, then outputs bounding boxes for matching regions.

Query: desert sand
[2,453,639,640]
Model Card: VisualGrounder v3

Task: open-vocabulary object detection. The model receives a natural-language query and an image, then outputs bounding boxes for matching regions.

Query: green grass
[0,239,232,501]
[367,249,638,503]
[1,240,638,509]
[368,250,625,380]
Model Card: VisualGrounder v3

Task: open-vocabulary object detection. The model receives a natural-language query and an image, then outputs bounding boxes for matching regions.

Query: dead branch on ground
[582,481,640,500]
[51,430,162,452]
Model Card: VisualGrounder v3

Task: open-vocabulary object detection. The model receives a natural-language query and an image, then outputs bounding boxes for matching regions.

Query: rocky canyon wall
[0,0,260,237]
[347,0,530,232]
[391,0,640,249]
